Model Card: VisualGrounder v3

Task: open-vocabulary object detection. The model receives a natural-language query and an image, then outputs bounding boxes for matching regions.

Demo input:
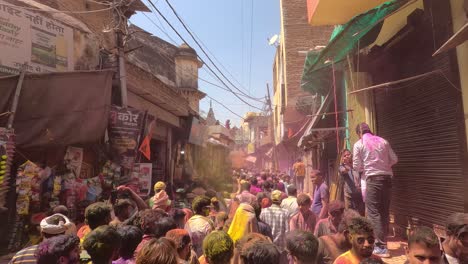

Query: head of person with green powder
[202,231,234,264]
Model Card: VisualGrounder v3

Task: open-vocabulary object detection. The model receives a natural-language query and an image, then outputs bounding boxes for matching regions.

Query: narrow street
[0,0,467,264]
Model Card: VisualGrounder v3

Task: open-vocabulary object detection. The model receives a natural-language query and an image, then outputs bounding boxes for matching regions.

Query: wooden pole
[7,64,27,129]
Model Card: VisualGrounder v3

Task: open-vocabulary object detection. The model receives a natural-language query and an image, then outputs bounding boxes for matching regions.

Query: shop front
[360,0,468,227]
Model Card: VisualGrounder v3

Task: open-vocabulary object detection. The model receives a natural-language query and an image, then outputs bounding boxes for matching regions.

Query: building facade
[272,0,333,173]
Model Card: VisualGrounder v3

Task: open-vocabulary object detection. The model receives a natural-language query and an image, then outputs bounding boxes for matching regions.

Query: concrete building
[272,0,333,171]
[301,0,468,230]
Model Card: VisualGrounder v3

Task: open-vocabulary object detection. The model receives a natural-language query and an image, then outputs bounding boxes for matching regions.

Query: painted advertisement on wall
[0,1,74,74]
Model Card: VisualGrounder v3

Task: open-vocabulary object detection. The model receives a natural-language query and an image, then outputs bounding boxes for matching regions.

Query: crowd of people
[6,122,468,264]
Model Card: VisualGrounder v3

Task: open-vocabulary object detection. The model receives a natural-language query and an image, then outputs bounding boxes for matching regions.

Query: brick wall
[279,0,333,104]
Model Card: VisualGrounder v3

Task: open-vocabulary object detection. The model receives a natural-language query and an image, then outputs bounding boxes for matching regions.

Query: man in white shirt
[281,185,298,217]
[353,122,398,258]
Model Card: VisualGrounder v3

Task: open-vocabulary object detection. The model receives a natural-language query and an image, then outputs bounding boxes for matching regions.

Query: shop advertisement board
[131,163,152,196]
[109,106,144,170]
[0,1,74,74]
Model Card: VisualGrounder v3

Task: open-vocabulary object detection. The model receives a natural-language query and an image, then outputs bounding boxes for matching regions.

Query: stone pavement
[383,236,408,264]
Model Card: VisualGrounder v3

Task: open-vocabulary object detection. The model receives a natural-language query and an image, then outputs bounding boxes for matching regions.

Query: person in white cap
[9,214,74,264]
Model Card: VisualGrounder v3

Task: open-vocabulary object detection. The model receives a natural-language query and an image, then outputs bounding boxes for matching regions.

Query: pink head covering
[152,190,170,210]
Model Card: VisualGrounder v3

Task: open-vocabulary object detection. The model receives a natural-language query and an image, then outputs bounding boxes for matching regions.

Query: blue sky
[130,0,280,126]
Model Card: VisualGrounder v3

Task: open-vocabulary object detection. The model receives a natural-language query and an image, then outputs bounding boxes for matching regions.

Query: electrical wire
[162,0,264,105]
[142,12,178,44]
[127,27,250,119]
[161,0,252,95]
[205,95,245,120]
[143,0,265,103]
[147,1,264,111]
[127,21,266,103]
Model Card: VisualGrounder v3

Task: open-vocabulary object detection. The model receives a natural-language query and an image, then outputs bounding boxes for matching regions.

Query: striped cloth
[9,245,38,264]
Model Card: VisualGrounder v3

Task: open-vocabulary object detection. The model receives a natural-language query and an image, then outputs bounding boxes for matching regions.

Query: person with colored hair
[353,122,397,257]
[290,193,317,233]
[136,237,178,264]
[185,196,214,257]
[166,229,199,264]
[36,234,80,264]
[317,210,360,264]
[333,217,381,264]
[82,225,122,264]
[249,177,262,196]
[406,226,442,264]
[200,231,234,264]
[113,225,143,264]
[286,230,320,264]
[231,233,271,264]
[135,209,176,255]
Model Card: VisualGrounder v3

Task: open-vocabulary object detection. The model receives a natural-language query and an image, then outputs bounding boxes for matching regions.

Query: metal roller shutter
[374,53,465,226]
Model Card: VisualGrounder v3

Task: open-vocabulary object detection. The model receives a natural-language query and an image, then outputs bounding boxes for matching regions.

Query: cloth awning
[433,22,468,56]
[307,0,390,26]
[297,92,333,147]
[0,70,113,148]
[301,0,410,96]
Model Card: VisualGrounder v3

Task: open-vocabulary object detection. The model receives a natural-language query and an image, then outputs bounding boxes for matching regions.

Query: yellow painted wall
[450,0,468,150]
[346,72,374,147]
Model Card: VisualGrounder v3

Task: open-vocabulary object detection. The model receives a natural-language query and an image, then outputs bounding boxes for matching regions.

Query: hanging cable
[205,95,245,120]
[147,0,264,110]
[162,0,251,94]
[127,23,265,104]
[126,27,251,119]
[162,0,262,102]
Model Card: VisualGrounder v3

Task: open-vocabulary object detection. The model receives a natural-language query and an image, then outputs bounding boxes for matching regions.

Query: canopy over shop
[300,0,468,228]
[0,69,189,251]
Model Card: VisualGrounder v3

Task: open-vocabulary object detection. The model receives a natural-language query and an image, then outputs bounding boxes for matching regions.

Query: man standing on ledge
[293,158,306,193]
[353,122,397,258]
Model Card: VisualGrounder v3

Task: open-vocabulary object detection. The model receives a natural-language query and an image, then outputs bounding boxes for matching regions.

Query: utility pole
[266,83,277,170]
[114,0,128,107]
[7,63,27,129]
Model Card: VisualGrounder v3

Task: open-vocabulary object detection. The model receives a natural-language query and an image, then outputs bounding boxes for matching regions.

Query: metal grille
[374,56,465,226]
